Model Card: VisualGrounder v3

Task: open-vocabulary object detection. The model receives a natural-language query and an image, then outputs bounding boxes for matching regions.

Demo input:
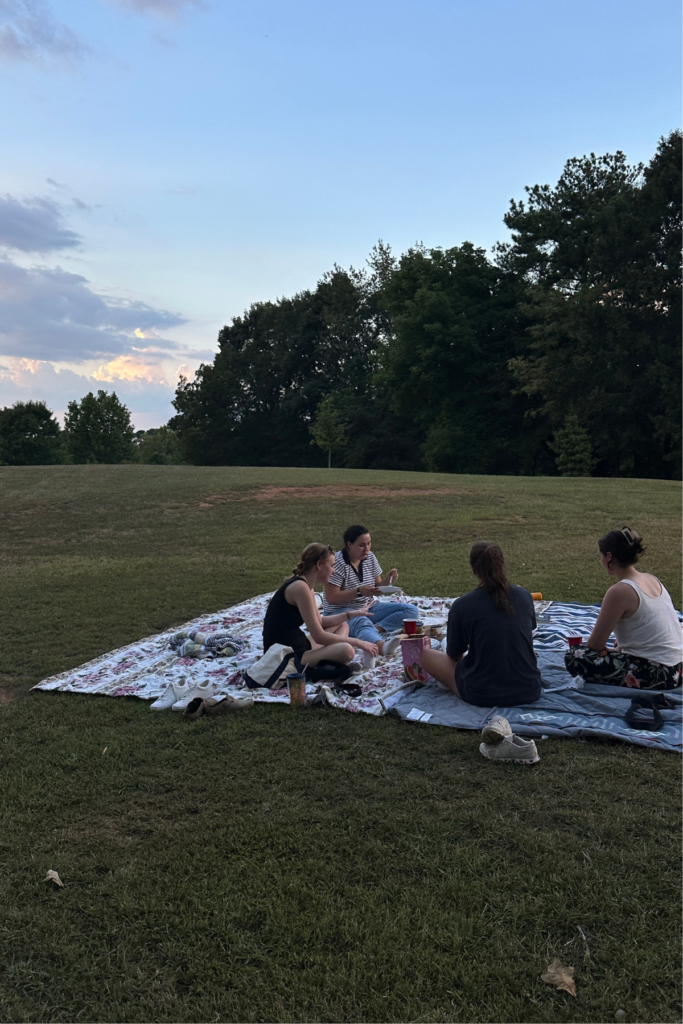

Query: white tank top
[613,578,683,666]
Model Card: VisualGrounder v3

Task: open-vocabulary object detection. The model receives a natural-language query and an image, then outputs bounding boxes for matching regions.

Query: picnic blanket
[34,593,682,751]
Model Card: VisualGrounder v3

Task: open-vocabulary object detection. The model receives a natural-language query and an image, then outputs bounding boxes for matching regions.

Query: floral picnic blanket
[34,593,606,716]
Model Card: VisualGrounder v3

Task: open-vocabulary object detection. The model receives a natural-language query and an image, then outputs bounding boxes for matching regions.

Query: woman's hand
[386,569,398,584]
[359,584,381,597]
[347,603,373,619]
[356,639,379,657]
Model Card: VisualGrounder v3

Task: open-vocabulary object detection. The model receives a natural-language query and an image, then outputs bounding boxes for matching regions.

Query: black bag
[624,693,674,731]
[304,659,353,684]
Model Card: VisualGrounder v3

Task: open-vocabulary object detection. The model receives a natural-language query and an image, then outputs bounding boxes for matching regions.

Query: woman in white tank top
[565,527,682,690]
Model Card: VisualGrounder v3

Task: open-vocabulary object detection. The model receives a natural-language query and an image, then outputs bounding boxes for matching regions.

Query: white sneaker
[150,682,179,710]
[479,734,540,764]
[382,636,401,658]
[481,715,512,745]
[171,678,214,710]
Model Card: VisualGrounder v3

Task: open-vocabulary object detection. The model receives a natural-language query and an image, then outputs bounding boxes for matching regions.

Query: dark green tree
[0,401,66,465]
[379,243,551,474]
[133,426,184,465]
[171,267,387,466]
[309,394,348,468]
[501,132,682,478]
[548,414,593,476]
[64,390,135,464]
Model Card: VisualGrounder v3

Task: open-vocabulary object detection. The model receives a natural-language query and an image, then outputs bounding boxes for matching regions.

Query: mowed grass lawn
[1,466,681,1024]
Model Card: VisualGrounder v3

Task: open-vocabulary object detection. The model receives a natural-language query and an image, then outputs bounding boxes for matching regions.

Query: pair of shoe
[150,677,211,710]
[183,694,254,719]
[479,716,540,764]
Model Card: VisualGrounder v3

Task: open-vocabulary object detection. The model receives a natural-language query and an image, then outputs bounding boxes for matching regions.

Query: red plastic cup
[567,636,583,648]
[403,619,418,635]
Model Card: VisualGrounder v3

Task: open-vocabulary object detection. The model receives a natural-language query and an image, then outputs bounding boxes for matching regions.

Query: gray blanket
[391,649,683,752]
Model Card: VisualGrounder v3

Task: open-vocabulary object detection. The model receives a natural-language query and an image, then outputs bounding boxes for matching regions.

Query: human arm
[323,581,381,604]
[320,603,374,628]
[446,601,468,662]
[377,568,399,586]
[290,584,377,653]
[586,583,639,650]
[287,581,356,646]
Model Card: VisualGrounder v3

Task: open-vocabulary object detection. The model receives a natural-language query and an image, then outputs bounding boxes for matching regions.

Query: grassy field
[1,466,681,1024]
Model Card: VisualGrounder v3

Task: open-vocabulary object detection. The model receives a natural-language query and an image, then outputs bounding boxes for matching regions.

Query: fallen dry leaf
[541,958,576,996]
[44,870,63,888]
[102,747,108,754]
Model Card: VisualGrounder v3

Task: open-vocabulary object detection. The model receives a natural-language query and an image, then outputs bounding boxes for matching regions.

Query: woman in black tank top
[262,543,381,670]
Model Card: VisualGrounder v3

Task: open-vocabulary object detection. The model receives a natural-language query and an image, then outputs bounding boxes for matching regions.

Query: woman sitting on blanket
[262,542,380,671]
[322,524,420,669]
[420,541,542,707]
[565,528,682,690]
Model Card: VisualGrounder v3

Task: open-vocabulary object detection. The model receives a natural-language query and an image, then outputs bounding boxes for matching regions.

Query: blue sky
[0,0,680,428]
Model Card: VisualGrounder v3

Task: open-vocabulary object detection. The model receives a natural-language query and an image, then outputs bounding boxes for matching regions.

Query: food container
[400,634,432,684]
[286,672,307,707]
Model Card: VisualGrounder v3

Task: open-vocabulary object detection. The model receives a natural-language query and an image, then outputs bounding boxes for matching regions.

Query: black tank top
[263,577,311,654]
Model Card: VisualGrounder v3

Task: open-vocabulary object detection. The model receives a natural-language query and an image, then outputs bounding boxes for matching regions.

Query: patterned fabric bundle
[169,629,246,659]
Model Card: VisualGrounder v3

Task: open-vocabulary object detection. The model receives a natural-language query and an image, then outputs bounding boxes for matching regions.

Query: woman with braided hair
[565,528,682,689]
[420,541,542,707]
[262,542,380,670]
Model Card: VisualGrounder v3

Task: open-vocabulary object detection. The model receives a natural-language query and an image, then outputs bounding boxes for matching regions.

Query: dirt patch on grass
[0,674,31,703]
[251,486,462,501]
[61,797,187,847]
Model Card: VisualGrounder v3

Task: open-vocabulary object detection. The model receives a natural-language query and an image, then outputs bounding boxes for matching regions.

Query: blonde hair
[292,543,334,577]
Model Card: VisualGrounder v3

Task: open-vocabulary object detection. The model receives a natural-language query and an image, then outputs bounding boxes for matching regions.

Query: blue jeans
[348,602,420,645]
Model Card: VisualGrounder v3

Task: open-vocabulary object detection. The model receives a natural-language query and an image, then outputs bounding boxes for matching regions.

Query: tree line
[171,131,681,478]
[0,391,183,466]
[1,132,680,477]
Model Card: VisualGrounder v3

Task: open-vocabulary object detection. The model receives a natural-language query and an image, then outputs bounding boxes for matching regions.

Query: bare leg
[420,648,461,697]
[301,642,355,667]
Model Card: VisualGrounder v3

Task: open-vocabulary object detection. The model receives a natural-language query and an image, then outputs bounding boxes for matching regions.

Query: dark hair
[469,541,513,615]
[293,543,334,577]
[598,527,645,567]
[343,524,370,549]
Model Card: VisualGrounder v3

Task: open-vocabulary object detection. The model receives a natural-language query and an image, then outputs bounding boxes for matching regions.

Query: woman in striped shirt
[323,524,420,669]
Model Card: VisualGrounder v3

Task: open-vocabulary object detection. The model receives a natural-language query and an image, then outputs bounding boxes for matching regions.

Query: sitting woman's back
[421,541,541,707]
[447,582,541,706]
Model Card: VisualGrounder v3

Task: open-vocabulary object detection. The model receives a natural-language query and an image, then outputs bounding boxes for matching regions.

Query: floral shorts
[565,645,682,690]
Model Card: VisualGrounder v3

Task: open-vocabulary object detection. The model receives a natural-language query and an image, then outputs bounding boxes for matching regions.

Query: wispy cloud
[0,193,81,252]
[0,0,88,69]
[105,0,206,19]
[0,258,186,362]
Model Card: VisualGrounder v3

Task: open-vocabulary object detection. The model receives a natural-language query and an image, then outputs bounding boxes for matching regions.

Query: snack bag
[400,635,432,684]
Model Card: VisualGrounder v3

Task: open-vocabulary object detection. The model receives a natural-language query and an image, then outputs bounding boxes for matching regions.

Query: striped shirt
[322,550,382,616]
